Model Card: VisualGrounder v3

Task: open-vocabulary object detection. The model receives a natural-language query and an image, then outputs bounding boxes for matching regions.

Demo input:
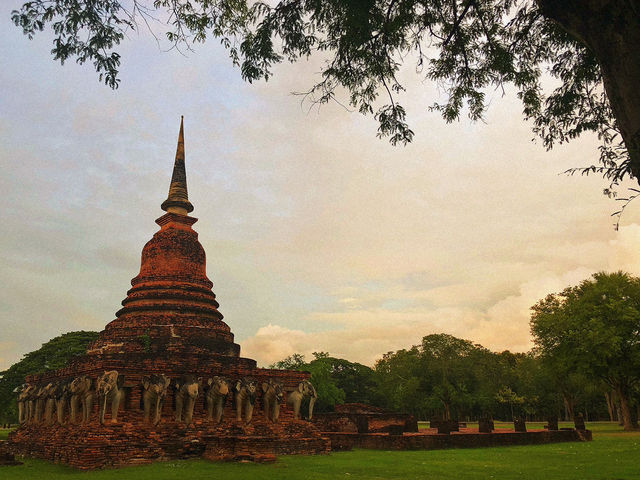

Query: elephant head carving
[205,376,230,423]
[286,380,317,420]
[142,374,171,425]
[175,375,200,426]
[96,371,125,424]
[234,377,258,424]
[262,380,284,423]
[70,375,94,424]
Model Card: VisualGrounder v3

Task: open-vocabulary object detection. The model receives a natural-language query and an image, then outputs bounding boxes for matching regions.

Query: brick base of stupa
[9,417,329,469]
[9,354,328,469]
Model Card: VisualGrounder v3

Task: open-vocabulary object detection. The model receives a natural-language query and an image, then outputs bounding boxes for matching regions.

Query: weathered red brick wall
[326,429,592,451]
[9,417,330,469]
[334,403,390,414]
[313,412,418,433]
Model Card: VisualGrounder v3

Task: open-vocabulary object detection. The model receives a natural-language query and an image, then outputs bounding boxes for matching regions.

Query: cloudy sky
[2,7,640,370]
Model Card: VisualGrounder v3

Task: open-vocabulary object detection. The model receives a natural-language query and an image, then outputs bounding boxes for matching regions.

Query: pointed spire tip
[161,117,194,215]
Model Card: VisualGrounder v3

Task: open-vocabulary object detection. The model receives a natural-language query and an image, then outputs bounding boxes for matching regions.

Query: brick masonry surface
[324,428,592,451]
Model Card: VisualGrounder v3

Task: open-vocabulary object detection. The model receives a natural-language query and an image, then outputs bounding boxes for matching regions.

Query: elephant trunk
[111,391,120,423]
[308,395,316,420]
[154,395,161,425]
[245,403,254,424]
[206,394,213,420]
[56,399,65,424]
[236,397,243,421]
[184,397,194,426]
[84,393,94,423]
[101,393,107,424]
[216,396,225,423]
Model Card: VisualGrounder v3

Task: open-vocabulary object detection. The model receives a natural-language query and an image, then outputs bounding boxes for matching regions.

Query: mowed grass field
[0,422,638,479]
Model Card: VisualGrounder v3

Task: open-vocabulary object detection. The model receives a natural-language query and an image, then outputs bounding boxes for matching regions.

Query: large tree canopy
[11,0,640,195]
[530,271,640,430]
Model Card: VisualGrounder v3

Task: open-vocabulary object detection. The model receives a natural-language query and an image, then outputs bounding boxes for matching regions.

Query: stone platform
[313,403,418,434]
[325,427,592,451]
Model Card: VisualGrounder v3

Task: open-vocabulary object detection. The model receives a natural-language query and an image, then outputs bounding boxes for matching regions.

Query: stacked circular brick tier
[85,212,246,362]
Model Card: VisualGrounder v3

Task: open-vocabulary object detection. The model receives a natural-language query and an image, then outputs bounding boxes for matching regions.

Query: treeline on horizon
[1,271,639,429]
[271,337,612,425]
[272,271,640,430]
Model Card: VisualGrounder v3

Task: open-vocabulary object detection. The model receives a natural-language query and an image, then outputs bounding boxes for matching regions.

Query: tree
[374,346,426,416]
[375,333,502,420]
[0,331,99,423]
[270,353,306,370]
[495,386,524,420]
[270,352,378,412]
[10,1,640,195]
[530,271,640,430]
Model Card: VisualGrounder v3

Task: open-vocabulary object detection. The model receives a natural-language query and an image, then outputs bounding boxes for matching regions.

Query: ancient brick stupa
[9,118,329,469]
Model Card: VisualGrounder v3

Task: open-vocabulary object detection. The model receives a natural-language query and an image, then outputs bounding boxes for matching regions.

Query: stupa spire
[161,116,194,215]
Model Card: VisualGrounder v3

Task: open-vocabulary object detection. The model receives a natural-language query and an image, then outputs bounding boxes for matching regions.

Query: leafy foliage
[271,352,379,412]
[10,0,633,190]
[0,331,99,423]
[270,353,306,370]
[530,271,640,429]
[375,334,548,420]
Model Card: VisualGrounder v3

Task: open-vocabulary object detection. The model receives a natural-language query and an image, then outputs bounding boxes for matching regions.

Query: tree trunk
[536,0,640,180]
[443,402,451,421]
[614,384,638,430]
[604,391,616,422]
[616,397,624,425]
[562,394,575,421]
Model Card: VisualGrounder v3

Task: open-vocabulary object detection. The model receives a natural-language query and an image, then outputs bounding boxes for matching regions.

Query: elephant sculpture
[175,375,200,426]
[234,377,258,424]
[205,376,230,423]
[262,380,284,422]
[24,385,37,423]
[33,385,45,423]
[34,383,54,423]
[42,383,57,424]
[70,375,94,424]
[286,380,317,420]
[142,374,171,425]
[14,384,33,424]
[96,370,125,424]
[54,379,72,424]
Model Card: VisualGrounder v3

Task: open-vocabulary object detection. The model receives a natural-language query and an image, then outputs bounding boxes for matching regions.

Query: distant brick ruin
[312,403,418,434]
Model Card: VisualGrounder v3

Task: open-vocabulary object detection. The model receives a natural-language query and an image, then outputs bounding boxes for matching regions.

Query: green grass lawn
[1,422,638,479]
